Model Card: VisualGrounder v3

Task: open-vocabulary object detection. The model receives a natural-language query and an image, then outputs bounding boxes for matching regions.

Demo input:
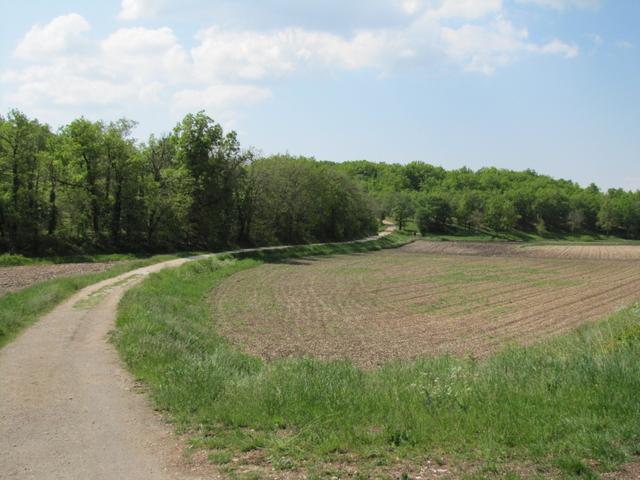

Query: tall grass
[114,240,640,478]
[0,255,179,349]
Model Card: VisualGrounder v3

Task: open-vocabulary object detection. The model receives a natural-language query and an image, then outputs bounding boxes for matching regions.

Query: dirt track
[0,229,396,480]
[0,258,207,480]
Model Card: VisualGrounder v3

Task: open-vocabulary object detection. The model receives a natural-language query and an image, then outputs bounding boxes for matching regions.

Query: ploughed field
[210,240,640,368]
[0,262,121,295]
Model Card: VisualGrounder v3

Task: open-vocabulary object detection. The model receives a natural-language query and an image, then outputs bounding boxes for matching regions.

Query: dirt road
[0,259,205,480]
[0,229,396,480]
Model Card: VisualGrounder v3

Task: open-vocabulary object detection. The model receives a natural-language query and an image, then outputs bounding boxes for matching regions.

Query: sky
[1,0,639,190]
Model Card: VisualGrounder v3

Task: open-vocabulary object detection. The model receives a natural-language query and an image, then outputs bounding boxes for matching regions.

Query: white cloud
[533,39,578,57]
[401,0,421,15]
[118,0,165,20]
[616,40,634,49]
[191,27,396,82]
[397,0,502,19]
[172,85,272,112]
[101,27,189,82]
[3,4,582,127]
[441,17,576,74]
[589,33,603,46]
[515,0,600,10]
[427,0,503,20]
[14,13,90,60]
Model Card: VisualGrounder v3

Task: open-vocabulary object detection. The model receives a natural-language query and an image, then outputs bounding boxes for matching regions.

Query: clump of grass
[0,253,41,266]
[0,251,205,267]
[114,241,640,478]
[0,254,178,349]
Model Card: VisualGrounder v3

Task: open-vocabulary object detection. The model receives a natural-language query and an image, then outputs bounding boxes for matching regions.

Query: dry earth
[400,240,640,260]
[0,262,121,296]
[210,240,640,368]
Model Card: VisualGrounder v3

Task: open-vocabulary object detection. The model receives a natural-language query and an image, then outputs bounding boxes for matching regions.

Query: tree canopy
[334,160,640,238]
[0,110,376,254]
[2,109,638,254]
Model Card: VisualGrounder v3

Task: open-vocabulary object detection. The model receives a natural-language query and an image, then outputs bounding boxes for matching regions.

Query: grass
[0,252,152,267]
[114,235,640,479]
[0,254,181,349]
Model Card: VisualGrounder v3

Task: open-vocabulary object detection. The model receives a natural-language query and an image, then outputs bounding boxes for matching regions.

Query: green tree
[484,196,519,231]
[391,192,415,231]
[415,192,452,232]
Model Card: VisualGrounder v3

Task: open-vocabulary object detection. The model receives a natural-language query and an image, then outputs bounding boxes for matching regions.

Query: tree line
[336,161,640,238]
[0,110,375,254]
[3,109,638,255]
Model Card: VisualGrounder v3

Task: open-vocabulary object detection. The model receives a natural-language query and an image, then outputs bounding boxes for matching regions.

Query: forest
[336,160,640,238]
[1,109,639,254]
[0,110,375,253]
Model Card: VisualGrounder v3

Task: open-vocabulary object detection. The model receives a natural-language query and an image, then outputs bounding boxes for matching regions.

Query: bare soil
[401,240,640,260]
[0,262,121,295]
[210,240,640,368]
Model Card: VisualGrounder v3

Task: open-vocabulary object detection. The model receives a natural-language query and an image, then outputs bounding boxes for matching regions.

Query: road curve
[0,229,395,480]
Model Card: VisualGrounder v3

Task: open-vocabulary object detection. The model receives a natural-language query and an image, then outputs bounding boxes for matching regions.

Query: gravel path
[0,258,207,480]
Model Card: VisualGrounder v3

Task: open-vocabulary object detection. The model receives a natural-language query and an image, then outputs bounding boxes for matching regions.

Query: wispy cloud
[514,0,600,10]
[616,40,634,49]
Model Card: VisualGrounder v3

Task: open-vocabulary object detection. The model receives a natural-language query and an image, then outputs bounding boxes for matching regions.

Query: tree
[60,118,107,243]
[391,192,415,231]
[484,196,519,231]
[173,112,250,248]
[533,188,570,231]
[0,110,51,251]
[567,210,585,233]
[414,192,452,233]
[455,190,484,231]
[138,135,193,248]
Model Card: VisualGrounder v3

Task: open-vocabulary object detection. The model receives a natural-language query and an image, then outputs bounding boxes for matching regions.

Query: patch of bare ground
[185,445,470,480]
[187,442,548,480]
[0,262,121,295]
[210,240,640,368]
[603,458,640,480]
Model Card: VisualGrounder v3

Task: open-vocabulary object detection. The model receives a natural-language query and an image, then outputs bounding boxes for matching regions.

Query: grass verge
[0,254,180,349]
[114,235,640,479]
[0,251,206,267]
[416,228,638,244]
[393,220,638,244]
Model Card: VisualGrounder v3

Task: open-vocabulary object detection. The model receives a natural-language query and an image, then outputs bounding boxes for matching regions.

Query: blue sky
[1,0,638,190]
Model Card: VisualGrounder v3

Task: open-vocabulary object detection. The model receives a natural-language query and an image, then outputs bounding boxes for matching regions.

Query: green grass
[0,251,204,267]
[0,252,147,267]
[0,254,180,349]
[114,237,640,479]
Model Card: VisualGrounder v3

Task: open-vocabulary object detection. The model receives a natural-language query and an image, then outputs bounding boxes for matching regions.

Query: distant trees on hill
[0,110,375,254]
[2,108,638,255]
[336,161,640,238]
